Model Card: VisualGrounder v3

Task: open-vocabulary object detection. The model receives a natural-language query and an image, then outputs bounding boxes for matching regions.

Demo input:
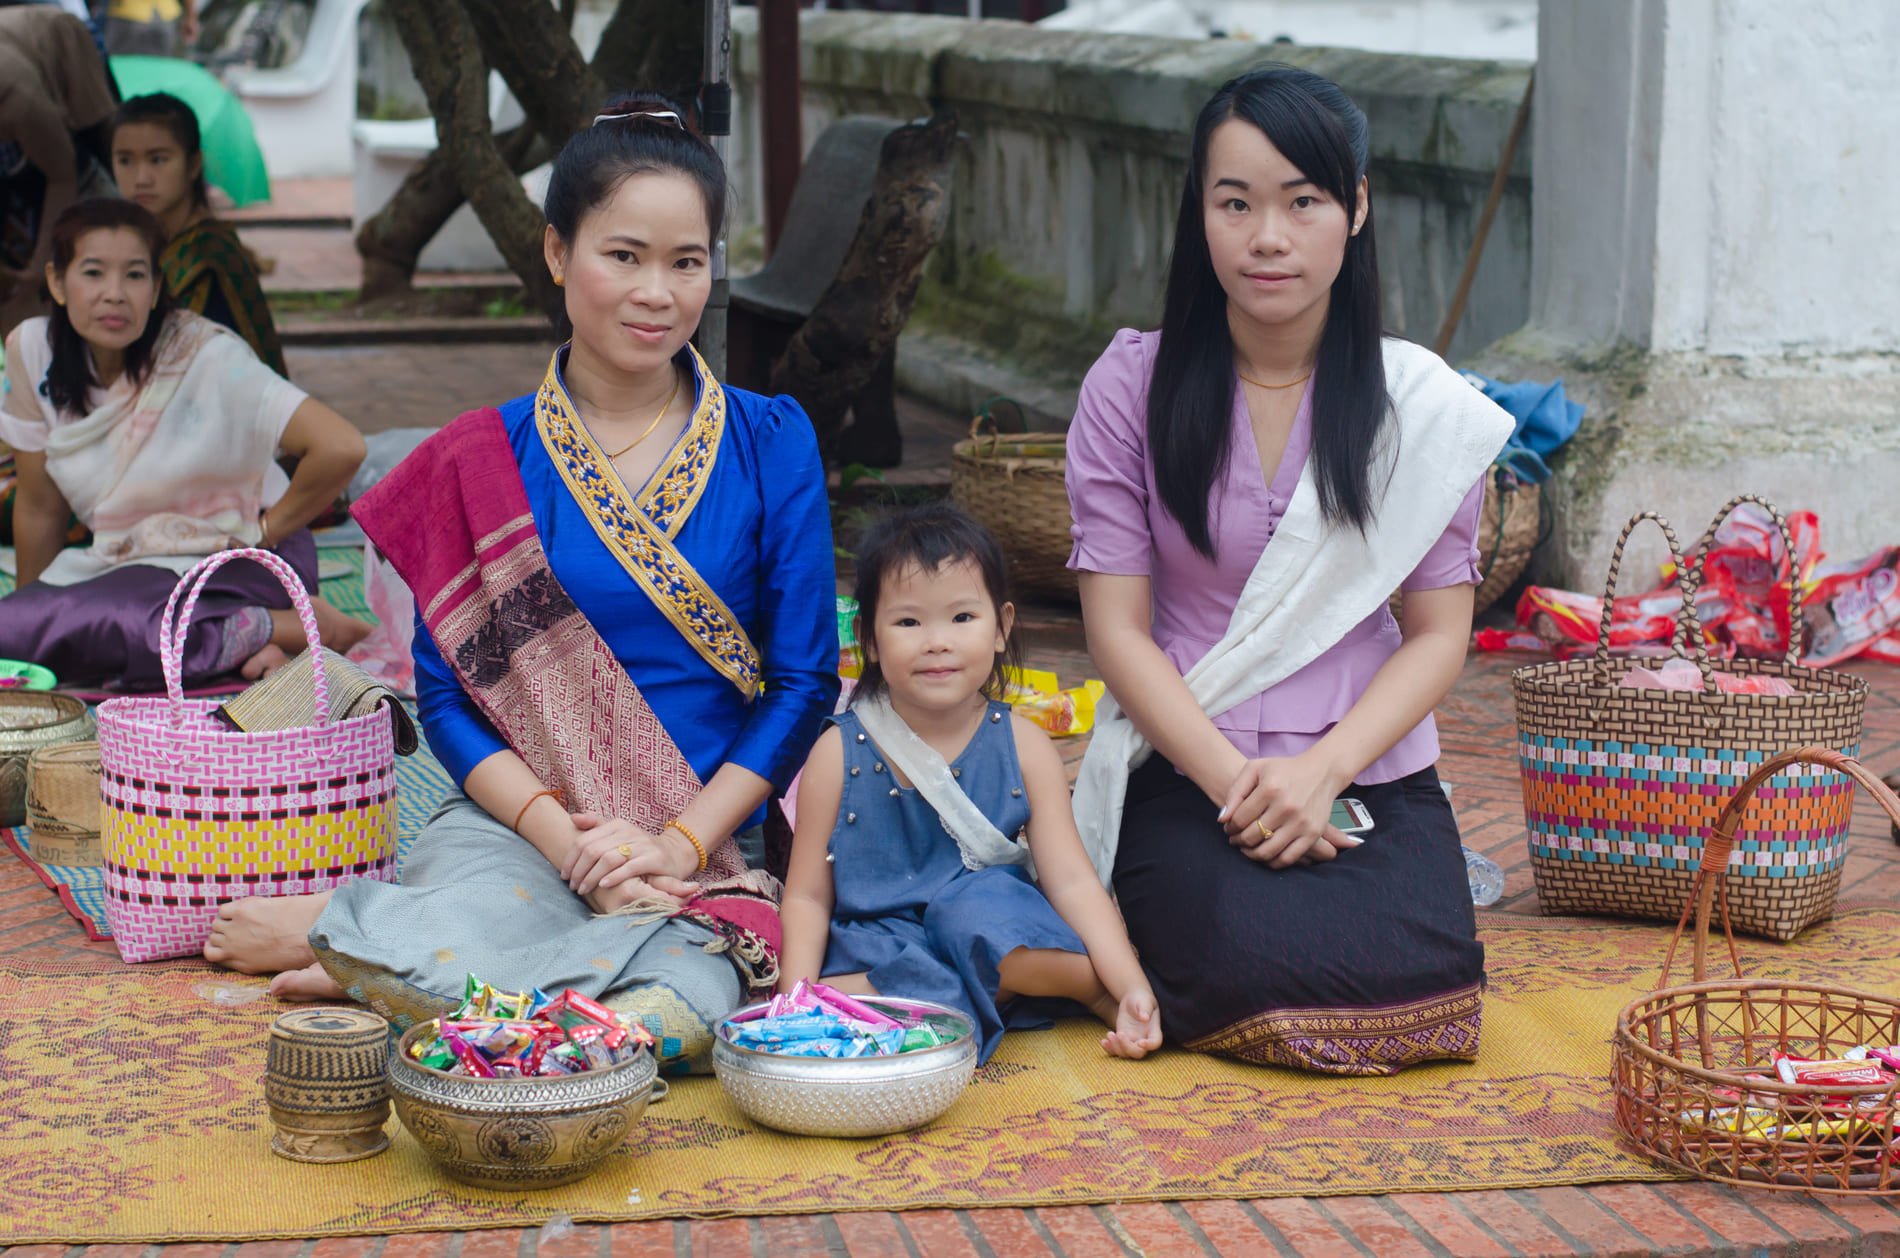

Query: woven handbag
[1514,496,1867,941]
[97,549,397,963]
[950,400,1075,602]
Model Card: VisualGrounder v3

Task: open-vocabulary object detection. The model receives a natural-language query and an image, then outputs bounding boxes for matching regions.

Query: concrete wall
[728,12,1533,412]
[1532,0,1900,358]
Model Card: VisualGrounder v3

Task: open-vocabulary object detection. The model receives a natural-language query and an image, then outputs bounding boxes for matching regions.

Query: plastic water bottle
[1463,847,1504,907]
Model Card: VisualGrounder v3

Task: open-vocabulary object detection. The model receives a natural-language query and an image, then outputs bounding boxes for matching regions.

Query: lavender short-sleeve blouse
[1065,328,1483,784]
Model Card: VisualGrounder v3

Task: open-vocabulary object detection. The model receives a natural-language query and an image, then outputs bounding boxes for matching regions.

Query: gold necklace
[1237,369,1312,391]
[601,372,683,460]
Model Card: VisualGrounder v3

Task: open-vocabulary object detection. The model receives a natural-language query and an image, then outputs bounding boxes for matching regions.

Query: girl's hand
[1103,988,1162,1059]
[584,873,695,915]
[1218,752,1361,869]
[561,813,696,895]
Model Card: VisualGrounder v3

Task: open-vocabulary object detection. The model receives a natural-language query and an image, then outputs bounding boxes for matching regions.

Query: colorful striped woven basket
[97,549,396,964]
[1513,497,1867,942]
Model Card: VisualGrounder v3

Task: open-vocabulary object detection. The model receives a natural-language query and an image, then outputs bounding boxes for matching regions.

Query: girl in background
[780,502,1161,1064]
[111,92,285,374]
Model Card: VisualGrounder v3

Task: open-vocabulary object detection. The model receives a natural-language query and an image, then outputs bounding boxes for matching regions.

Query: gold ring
[1256,819,1274,841]
[616,844,633,859]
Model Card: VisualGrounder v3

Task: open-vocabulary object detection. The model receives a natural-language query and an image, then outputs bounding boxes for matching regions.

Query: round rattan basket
[1390,464,1542,622]
[1611,745,1900,1193]
[25,740,102,867]
[950,404,1074,603]
[0,692,95,828]
[1472,468,1541,613]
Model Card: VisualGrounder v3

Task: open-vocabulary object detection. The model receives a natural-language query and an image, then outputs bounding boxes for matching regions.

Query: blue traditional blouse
[412,358,841,828]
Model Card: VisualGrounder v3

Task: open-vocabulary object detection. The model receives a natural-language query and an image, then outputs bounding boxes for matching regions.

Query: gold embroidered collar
[534,344,762,697]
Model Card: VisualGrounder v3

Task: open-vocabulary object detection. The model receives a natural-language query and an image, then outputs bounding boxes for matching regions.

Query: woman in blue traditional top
[200,92,841,1072]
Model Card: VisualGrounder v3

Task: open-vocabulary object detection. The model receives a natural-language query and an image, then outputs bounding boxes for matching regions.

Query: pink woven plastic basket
[97,549,396,963]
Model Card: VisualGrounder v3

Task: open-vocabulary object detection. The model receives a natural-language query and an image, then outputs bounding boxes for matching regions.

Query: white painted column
[1484,0,1900,585]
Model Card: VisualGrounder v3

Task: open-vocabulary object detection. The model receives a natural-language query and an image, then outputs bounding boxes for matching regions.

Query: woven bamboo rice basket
[1612,746,1900,1193]
[0,692,95,828]
[1390,463,1541,622]
[25,740,102,866]
[1472,467,1541,613]
[950,403,1075,602]
[1513,498,1866,941]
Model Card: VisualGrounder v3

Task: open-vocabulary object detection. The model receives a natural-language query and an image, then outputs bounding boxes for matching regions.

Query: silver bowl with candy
[386,982,658,1189]
[712,985,977,1138]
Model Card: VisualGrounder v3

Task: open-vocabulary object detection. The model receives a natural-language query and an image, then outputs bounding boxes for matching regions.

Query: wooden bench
[727,115,904,465]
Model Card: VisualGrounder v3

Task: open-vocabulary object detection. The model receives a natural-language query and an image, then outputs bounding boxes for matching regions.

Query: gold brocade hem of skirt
[1184,984,1484,1076]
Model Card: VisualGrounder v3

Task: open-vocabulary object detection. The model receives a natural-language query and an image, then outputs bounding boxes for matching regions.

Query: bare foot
[240,643,290,680]
[203,891,330,974]
[269,962,347,1002]
[310,596,373,655]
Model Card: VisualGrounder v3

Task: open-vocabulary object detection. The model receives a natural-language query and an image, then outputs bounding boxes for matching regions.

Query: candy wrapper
[1619,658,1797,695]
[998,666,1105,738]
[723,980,965,1059]
[1483,502,1900,667]
[407,973,656,1077]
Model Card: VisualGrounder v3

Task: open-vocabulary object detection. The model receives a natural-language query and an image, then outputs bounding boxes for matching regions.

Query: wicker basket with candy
[1612,747,1900,1193]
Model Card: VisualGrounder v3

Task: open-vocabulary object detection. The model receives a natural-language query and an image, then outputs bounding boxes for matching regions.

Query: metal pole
[759,0,801,256]
[700,0,732,377]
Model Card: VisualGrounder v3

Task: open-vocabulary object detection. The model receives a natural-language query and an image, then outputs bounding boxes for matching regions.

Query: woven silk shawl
[1071,338,1515,883]
[349,375,780,941]
[161,217,288,376]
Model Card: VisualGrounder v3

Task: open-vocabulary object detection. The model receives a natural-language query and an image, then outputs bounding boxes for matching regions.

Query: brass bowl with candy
[386,977,658,1189]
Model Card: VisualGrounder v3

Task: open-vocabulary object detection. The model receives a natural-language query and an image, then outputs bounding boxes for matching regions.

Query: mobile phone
[1330,797,1374,835]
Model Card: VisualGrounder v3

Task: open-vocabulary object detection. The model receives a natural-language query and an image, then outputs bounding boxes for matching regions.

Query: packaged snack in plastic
[998,666,1106,737]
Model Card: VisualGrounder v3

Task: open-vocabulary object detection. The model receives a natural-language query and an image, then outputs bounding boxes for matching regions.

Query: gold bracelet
[511,788,562,833]
[665,817,707,873]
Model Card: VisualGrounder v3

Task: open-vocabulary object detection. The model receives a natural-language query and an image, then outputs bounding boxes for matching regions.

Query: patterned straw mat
[8,908,1900,1243]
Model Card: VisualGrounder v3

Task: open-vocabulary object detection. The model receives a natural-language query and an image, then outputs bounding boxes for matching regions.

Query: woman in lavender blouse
[1065,67,1505,1075]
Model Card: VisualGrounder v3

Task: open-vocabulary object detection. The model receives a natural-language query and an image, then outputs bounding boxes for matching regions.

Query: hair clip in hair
[592,108,685,130]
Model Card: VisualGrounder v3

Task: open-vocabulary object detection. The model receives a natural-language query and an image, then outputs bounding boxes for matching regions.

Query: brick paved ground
[12,201,1900,1250]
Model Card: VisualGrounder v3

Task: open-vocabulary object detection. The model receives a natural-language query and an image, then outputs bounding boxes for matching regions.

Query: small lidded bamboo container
[265,1006,392,1163]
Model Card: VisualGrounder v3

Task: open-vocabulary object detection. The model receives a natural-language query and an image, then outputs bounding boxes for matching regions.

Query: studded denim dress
[820,700,1088,1063]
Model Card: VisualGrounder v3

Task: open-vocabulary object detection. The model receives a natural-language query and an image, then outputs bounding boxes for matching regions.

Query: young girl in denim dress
[779,503,1161,1064]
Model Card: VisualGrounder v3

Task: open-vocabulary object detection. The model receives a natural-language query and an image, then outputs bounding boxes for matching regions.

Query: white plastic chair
[226,0,371,180]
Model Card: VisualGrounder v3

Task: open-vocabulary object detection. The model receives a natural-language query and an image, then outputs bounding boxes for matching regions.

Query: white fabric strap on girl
[854,695,1036,877]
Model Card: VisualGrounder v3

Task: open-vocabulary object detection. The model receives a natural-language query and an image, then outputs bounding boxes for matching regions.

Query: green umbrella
[108,55,272,208]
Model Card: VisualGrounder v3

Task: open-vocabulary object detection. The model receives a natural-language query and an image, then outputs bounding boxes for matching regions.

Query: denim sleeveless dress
[821,700,1087,1062]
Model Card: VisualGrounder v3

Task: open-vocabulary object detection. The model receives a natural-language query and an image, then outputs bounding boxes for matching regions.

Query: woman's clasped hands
[560,813,700,912]
[1216,750,1363,868]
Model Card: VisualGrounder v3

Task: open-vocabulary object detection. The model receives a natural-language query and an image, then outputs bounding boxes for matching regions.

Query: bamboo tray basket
[1612,745,1900,1193]
[25,739,102,866]
[950,404,1075,602]
[0,692,95,828]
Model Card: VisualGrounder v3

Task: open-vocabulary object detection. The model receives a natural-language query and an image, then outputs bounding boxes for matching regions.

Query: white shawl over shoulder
[1071,338,1514,883]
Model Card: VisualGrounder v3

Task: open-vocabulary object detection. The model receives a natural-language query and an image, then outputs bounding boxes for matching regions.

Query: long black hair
[111,92,211,213]
[1149,65,1388,556]
[543,89,726,245]
[849,502,1022,706]
[42,198,174,416]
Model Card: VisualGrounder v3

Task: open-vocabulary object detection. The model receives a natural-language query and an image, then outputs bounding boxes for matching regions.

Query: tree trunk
[461,0,605,144]
[769,111,960,464]
[381,0,557,312]
[355,0,706,296]
[355,120,543,301]
[591,0,705,103]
